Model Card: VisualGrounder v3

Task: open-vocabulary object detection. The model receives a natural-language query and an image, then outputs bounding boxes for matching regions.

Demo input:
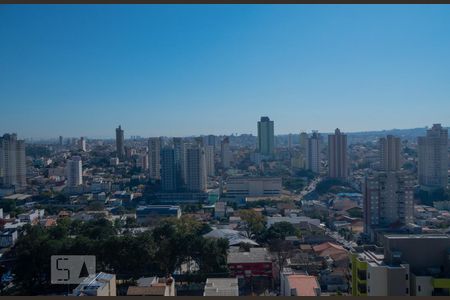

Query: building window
[418,286,421,292]
[367,272,370,279]
[406,288,409,294]
[405,274,408,280]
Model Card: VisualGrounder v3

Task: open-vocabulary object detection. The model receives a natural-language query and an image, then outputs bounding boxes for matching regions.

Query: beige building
[328,128,348,179]
[379,135,401,171]
[418,124,448,190]
[363,171,414,238]
[148,137,161,180]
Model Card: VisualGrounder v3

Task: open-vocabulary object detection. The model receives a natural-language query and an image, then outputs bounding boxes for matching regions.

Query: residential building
[203,278,239,296]
[148,137,161,180]
[127,276,176,296]
[205,145,215,177]
[185,146,207,192]
[257,116,275,156]
[418,124,448,190]
[0,229,18,248]
[0,133,26,189]
[115,125,125,160]
[161,147,178,192]
[363,171,414,239]
[79,137,86,152]
[350,234,450,296]
[66,156,83,187]
[71,272,116,296]
[221,137,232,169]
[227,247,274,283]
[281,271,321,296]
[307,131,322,173]
[328,128,348,179]
[136,205,181,225]
[379,135,401,171]
[173,137,186,186]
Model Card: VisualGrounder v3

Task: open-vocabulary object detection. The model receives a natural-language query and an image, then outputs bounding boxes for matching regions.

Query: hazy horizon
[1,5,450,138]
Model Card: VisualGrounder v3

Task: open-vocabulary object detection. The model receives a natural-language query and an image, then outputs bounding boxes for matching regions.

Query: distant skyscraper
[379,135,401,171]
[0,133,26,189]
[161,147,178,192]
[307,131,321,173]
[221,137,232,169]
[115,125,125,160]
[328,128,348,179]
[299,132,308,151]
[288,134,293,149]
[205,145,215,177]
[207,135,216,150]
[418,124,448,190]
[363,171,414,237]
[148,137,161,180]
[59,135,63,146]
[257,116,274,156]
[186,146,207,192]
[79,137,86,152]
[66,156,83,187]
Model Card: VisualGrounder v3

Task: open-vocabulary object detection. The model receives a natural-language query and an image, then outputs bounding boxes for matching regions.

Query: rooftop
[228,247,272,264]
[203,278,239,296]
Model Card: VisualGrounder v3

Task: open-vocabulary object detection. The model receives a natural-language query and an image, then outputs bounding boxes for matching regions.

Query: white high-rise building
[148,137,161,180]
[257,116,274,156]
[328,128,348,179]
[221,137,232,169]
[205,145,215,177]
[66,156,83,187]
[79,137,86,152]
[186,146,207,192]
[379,135,401,171]
[418,124,448,190]
[307,132,322,173]
[0,133,26,189]
[363,171,414,237]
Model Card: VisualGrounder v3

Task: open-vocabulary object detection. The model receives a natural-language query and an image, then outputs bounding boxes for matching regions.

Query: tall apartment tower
[207,135,216,150]
[307,131,322,173]
[363,171,414,237]
[173,137,186,186]
[221,137,232,169]
[204,145,215,177]
[59,136,63,147]
[186,146,207,192]
[418,124,448,190]
[148,137,161,181]
[288,134,293,149]
[79,137,87,152]
[115,125,125,160]
[0,133,26,189]
[161,147,178,192]
[66,156,83,187]
[379,135,401,171]
[328,128,348,179]
[257,116,275,156]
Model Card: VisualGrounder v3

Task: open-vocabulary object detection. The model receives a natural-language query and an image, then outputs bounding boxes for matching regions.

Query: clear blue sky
[1,5,450,139]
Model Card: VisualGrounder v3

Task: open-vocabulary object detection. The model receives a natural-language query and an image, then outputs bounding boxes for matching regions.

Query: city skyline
[1,5,450,138]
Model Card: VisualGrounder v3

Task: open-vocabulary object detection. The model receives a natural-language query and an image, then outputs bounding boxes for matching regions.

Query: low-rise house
[203,278,239,296]
[71,272,116,296]
[0,229,18,248]
[227,247,274,286]
[281,270,321,296]
[127,276,175,296]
